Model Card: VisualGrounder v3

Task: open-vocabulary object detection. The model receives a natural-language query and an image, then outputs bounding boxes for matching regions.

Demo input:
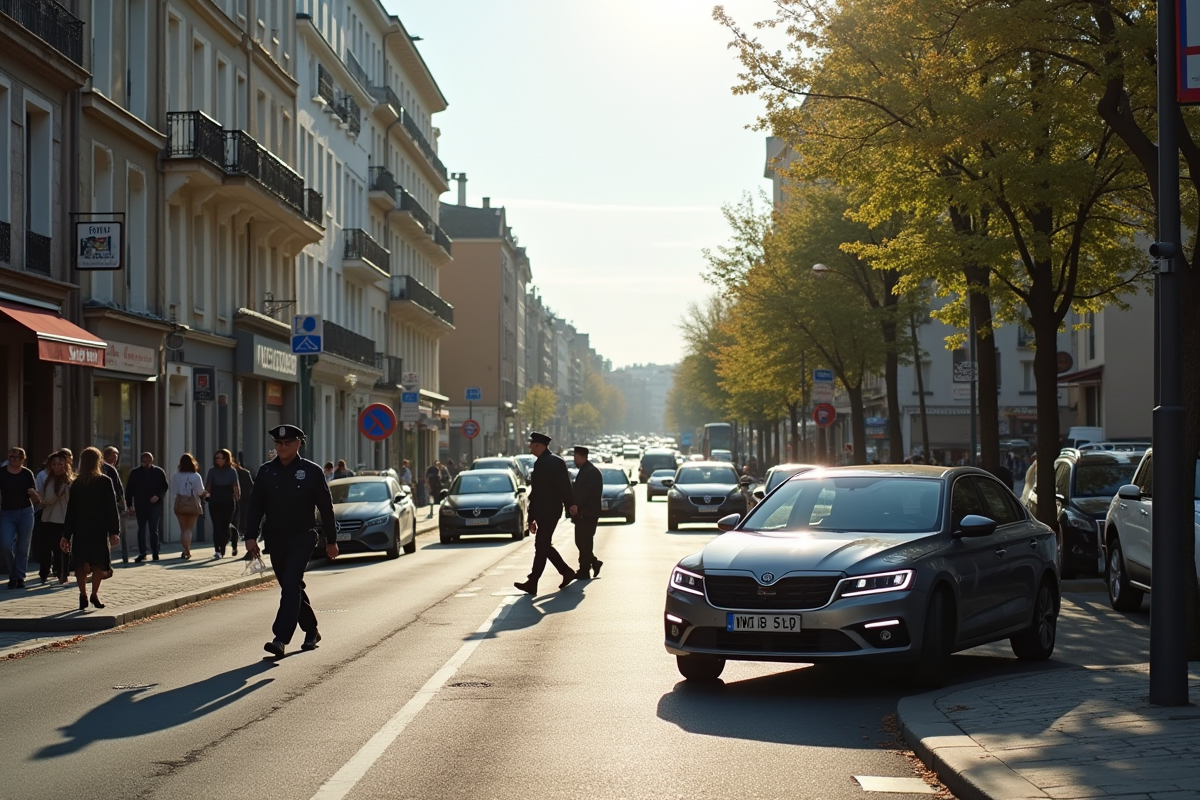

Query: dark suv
[1021,449,1139,578]
[639,449,679,483]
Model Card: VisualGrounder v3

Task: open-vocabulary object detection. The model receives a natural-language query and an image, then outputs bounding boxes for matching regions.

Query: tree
[568,402,603,439]
[584,372,626,432]
[519,384,557,432]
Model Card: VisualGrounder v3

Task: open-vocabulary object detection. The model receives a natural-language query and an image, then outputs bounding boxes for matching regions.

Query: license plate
[726,613,802,632]
[698,506,721,513]
[465,518,489,527]
[336,532,352,542]
[601,500,610,510]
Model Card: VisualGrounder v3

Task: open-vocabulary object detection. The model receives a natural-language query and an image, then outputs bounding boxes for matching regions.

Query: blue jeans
[0,507,36,582]
[136,502,163,556]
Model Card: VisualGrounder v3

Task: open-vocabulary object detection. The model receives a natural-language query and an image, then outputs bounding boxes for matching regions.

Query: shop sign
[103,340,157,376]
[75,221,123,270]
[266,382,284,406]
[194,367,216,402]
[865,417,888,438]
[38,339,106,367]
[235,332,299,381]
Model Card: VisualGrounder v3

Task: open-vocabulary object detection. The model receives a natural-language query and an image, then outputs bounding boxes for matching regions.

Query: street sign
[359,403,397,441]
[812,383,835,404]
[400,371,420,390]
[813,403,837,428]
[462,419,480,439]
[813,368,835,383]
[465,387,482,402]
[1180,0,1200,103]
[952,361,978,382]
[292,314,323,354]
[400,390,420,423]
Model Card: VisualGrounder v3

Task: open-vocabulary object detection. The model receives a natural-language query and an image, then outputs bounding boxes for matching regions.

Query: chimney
[452,172,468,206]
[482,197,491,209]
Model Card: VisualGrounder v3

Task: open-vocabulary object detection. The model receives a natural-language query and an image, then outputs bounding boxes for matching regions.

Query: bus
[701,422,734,461]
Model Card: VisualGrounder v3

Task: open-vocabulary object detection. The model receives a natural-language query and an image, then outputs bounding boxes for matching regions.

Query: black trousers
[526,515,572,585]
[35,520,69,579]
[268,533,318,645]
[209,502,235,555]
[134,503,163,556]
[575,516,598,573]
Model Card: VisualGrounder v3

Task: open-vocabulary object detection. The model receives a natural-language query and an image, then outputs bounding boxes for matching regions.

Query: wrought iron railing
[375,354,404,388]
[306,189,323,225]
[323,319,377,366]
[225,131,306,212]
[433,226,453,256]
[0,0,84,66]
[165,111,224,167]
[390,275,454,326]
[399,188,434,233]
[317,63,335,106]
[344,229,389,272]
[25,231,51,275]
[369,166,397,202]
[400,108,447,180]
[370,84,402,115]
[345,49,369,92]
[336,93,361,137]
[0,220,10,264]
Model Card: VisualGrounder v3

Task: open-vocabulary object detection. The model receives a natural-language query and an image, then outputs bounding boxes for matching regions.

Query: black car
[1021,449,1139,578]
[639,449,679,483]
[438,469,528,543]
[596,467,638,524]
[664,462,751,530]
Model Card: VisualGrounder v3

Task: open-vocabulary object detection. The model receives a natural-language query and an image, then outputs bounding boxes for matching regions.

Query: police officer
[514,432,577,595]
[571,446,603,579]
[243,424,336,657]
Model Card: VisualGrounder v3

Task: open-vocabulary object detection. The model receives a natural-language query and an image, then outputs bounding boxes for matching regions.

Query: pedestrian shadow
[34,661,277,759]
[476,586,587,637]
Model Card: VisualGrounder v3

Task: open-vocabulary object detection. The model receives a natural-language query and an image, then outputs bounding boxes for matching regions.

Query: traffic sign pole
[468,400,473,462]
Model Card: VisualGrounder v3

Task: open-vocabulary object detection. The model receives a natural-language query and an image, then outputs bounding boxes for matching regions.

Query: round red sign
[812,403,837,429]
[461,419,480,439]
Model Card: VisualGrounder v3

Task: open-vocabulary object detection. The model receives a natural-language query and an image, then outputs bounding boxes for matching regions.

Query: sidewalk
[0,514,442,636]
[899,664,1200,800]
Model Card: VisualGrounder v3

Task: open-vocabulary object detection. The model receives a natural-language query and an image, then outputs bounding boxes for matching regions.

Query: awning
[0,300,107,368]
[1057,365,1103,387]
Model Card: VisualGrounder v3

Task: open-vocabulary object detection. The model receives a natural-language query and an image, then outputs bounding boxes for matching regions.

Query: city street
[0,465,1151,800]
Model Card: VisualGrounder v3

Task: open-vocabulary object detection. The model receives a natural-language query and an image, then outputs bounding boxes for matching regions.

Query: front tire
[676,654,725,681]
[625,510,635,524]
[402,519,417,554]
[1010,578,1058,660]
[667,512,679,532]
[1106,536,1144,611]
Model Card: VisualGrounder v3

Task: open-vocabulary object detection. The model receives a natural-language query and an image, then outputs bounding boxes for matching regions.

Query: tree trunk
[817,425,827,464]
[882,320,904,463]
[966,267,1001,472]
[911,313,931,460]
[1031,309,1063,542]
[789,402,799,462]
[1179,259,1200,658]
[846,384,868,465]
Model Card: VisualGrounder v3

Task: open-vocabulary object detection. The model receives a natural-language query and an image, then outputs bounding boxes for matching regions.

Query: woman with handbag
[205,449,240,559]
[170,454,206,560]
[38,452,73,584]
[60,447,121,610]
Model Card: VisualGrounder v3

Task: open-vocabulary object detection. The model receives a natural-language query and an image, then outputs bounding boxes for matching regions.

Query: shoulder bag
[174,475,203,515]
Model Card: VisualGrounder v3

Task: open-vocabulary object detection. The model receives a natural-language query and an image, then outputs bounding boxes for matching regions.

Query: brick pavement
[899,664,1200,800]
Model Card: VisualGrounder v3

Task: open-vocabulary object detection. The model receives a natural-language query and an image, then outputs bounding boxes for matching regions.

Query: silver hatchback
[664,465,1060,685]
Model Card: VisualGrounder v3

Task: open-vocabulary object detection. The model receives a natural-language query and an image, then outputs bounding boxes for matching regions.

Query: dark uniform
[244,425,335,654]
[515,432,576,594]
[571,448,603,578]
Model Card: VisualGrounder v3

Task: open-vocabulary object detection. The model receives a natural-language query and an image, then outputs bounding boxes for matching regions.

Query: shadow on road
[479,586,587,637]
[34,661,277,758]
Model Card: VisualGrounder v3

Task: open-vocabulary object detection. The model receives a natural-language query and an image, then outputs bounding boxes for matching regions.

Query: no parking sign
[360,403,397,441]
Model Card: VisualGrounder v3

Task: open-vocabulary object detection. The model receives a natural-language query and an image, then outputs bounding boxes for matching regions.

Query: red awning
[1057,365,1103,387]
[0,300,107,368]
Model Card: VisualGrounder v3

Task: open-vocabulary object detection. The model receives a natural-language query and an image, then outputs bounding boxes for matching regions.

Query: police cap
[529,431,552,446]
[269,424,306,442]
[573,446,589,457]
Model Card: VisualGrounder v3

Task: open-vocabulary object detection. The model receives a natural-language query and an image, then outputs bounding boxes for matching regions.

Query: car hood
[697,529,941,575]
[447,492,518,509]
[1071,497,1113,518]
[672,483,739,496]
[332,501,392,520]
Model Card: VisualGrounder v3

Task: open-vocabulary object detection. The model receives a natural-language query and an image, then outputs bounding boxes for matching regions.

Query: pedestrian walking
[1,446,40,589]
[323,461,335,482]
[571,446,604,580]
[125,452,169,562]
[205,449,241,558]
[171,454,207,560]
[333,459,354,479]
[513,432,578,595]
[36,452,73,583]
[60,447,121,610]
[243,424,337,658]
[233,455,254,559]
[101,447,127,515]
[399,459,413,494]
[425,461,444,519]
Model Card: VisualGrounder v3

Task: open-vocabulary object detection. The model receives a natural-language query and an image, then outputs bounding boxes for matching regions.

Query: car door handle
[1028,539,1039,549]
[995,548,1007,557]
[1139,509,1149,516]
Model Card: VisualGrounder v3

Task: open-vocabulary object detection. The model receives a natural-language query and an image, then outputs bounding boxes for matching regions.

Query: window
[0,80,10,234]
[912,360,931,394]
[127,167,147,310]
[1022,361,1036,392]
[1054,462,1071,498]
[92,0,113,96]
[90,144,114,302]
[975,478,1021,525]
[951,477,986,527]
[1134,453,1153,496]
[127,0,148,117]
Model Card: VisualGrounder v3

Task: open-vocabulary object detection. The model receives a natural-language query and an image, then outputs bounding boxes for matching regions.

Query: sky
[388,0,780,369]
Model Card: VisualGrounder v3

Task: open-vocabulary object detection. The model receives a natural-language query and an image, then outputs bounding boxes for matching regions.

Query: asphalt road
[0,461,1151,800]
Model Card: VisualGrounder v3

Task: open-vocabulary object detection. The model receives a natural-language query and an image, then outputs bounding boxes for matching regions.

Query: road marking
[853,776,936,794]
[308,595,519,800]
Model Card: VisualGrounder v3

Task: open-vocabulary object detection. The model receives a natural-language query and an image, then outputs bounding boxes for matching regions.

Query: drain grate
[449,681,492,688]
[113,683,157,691]
[317,609,346,613]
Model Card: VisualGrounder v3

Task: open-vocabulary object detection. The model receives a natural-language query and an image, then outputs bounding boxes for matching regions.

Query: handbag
[174,493,202,515]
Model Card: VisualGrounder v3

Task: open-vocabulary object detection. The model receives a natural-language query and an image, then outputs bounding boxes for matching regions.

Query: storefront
[91,338,159,467]
[234,331,298,465]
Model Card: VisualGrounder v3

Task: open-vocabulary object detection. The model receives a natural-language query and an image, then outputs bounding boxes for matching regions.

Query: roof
[438,203,507,239]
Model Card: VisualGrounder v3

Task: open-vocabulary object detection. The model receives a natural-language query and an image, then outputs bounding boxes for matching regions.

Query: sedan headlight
[836,569,914,598]
[440,506,457,517]
[668,488,682,498]
[364,515,390,527]
[1064,510,1094,531]
[669,566,705,596]
[500,503,518,514]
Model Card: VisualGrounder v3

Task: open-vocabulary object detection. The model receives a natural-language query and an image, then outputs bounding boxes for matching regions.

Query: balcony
[400,108,448,181]
[368,166,397,210]
[25,231,51,276]
[0,221,9,264]
[306,188,324,226]
[369,84,402,118]
[434,226,453,257]
[0,0,84,67]
[334,92,361,138]
[345,50,370,94]
[316,63,335,107]
[343,229,389,283]
[389,274,454,336]
[166,111,225,170]
[322,320,378,368]
[395,188,452,261]
[225,131,305,211]
[375,354,404,389]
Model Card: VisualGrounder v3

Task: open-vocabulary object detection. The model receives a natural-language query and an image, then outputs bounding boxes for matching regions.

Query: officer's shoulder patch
[295,470,306,480]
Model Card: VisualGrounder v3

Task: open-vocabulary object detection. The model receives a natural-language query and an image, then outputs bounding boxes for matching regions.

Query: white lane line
[853,776,936,794]
[309,595,519,800]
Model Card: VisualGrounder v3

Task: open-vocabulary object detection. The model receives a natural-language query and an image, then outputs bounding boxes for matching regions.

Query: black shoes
[575,569,591,581]
[152,554,160,561]
[78,592,88,611]
[264,639,285,658]
[558,571,577,589]
[90,593,105,609]
[593,560,603,577]
[135,554,147,563]
[301,631,322,651]
[14,579,24,589]
[6,579,14,590]
[513,580,536,595]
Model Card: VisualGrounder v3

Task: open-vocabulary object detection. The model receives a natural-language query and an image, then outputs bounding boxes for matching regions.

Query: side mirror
[516,486,527,494]
[394,494,405,505]
[1055,492,1066,503]
[629,480,639,486]
[437,489,449,502]
[1117,484,1142,501]
[753,489,765,500]
[955,514,997,538]
[716,513,741,532]
[662,479,674,488]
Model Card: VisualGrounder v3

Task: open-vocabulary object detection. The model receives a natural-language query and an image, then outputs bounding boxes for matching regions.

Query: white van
[1065,426,1105,448]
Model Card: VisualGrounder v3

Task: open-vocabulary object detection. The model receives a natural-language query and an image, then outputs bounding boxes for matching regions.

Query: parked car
[664,465,1059,685]
[596,467,638,523]
[513,454,536,482]
[710,449,734,464]
[622,444,642,459]
[470,456,527,486]
[749,463,821,508]
[1102,448,1200,611]
[664,462,752,530]
[639,448,679,483]
[320,476,417,559]
[1022,449,1139,578]
[646,469,676,500]
[438,469,528,543]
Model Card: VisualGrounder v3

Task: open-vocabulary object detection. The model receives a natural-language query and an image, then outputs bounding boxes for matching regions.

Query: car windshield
[600,468,629,485]
[641,454,676,471]
[1074,463,1137,497]
[675,466,738,485]
[451,473,514,495]
[330,481,390,504]
[473,459,511,471]
[742,476,944,534]
[651,469,675,479]
[766,467,813,492]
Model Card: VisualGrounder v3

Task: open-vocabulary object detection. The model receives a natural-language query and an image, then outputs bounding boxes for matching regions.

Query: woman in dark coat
[61,447,121,610]
[232,455,255,559]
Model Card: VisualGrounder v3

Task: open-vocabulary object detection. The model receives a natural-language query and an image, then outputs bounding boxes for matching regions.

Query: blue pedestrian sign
[813,368,834,383]
[401,391,419,405]
[465,387,482,402]
[292,314,323,354]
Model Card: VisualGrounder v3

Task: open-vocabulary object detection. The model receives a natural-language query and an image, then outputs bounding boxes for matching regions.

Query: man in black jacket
[571,446,603,579]
[514,432,577,595]
[125,452,169,562]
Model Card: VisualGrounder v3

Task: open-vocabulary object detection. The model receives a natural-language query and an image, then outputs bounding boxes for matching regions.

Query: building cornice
[234,307,292,339]
[82,304,175,332]
[81,91,168,152]
[295,15,373,108]
[384,17,448,113]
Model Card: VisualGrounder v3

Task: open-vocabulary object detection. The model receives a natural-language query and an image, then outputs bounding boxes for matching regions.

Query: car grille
[704,575,840,610]
[685,628,860,653]
[457,508,499,518]
[688,495,729,507]
[336,520,364,534]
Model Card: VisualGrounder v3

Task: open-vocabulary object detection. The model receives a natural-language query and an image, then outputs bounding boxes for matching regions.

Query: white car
[1102,447,1200,611]
[645,469,676,500]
